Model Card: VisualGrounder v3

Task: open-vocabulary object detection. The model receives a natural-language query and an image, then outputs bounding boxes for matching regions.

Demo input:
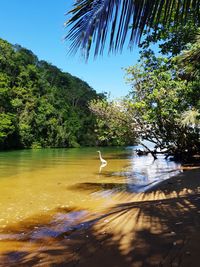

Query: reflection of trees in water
[76,148,183,195]
[95,153,182,193]
[126,154,181,192]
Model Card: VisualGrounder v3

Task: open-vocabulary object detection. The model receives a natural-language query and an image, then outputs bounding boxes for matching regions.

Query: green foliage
[125,20,200,159]
[31,142,42,149]
[176,31,200,79]
[77,2,200,157]
[0,38,102,149]
[89,99,136,146]
[89,28,200,157]
[140,20,199,56]
[125,47,200,159]
[0,113,15,142]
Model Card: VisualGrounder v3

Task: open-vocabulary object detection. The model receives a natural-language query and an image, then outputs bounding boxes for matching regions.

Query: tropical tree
[66,0,200,58]
[0,38,104,150]
[89,98,137,145]
[125,53,200,159]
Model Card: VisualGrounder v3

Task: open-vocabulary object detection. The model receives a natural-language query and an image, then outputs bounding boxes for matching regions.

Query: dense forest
[0,38,106,150]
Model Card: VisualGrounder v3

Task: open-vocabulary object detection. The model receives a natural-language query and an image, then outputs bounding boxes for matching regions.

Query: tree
[88,45,200,159]
[89,98,137,145]
[0,38,103,150]
[124,48,200,159]
[66,0,200,58]
[0,113,15,144]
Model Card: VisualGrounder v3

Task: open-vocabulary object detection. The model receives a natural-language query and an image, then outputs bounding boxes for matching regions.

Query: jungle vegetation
[1,0,200,157]
[0,38,106,149]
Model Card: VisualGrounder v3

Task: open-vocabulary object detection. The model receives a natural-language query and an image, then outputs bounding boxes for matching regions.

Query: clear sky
[0,0,141,98]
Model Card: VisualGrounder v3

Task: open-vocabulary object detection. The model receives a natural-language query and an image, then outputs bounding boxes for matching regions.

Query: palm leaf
[65,0,200,58]
[177,31,200,77]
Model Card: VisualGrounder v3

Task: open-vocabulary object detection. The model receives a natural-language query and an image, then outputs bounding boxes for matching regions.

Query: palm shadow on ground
[0,170,200,267]
[1,167,200,267]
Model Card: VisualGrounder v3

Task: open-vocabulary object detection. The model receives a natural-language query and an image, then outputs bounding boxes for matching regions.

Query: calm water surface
[0,147,181,230]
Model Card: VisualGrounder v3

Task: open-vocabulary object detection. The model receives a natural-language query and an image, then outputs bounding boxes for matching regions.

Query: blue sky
[0,0,141,98]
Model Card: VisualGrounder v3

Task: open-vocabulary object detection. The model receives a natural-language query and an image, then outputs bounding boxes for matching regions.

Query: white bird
[97,150,107,164]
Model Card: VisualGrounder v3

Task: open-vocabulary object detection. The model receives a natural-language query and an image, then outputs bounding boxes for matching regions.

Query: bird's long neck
[98,152,103,161]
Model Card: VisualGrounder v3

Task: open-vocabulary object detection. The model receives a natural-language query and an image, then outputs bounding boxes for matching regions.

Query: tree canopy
[0,38,104,150]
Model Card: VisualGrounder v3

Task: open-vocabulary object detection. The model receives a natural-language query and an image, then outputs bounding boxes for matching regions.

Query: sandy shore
[0,168,200,266]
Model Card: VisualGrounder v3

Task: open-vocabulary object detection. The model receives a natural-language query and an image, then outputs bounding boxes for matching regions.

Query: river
[0,147,181,231]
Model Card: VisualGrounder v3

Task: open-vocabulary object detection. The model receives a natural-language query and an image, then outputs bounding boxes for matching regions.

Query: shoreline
[146,167,200,195]
[138,163,200,194]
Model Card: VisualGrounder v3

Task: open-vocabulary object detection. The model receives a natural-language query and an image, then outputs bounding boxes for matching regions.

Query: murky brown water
[0,146,183,266]
[0,147,181,231]
[0,148,124,229]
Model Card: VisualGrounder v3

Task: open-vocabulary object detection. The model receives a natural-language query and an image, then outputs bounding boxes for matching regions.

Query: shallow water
[0,147,181,230]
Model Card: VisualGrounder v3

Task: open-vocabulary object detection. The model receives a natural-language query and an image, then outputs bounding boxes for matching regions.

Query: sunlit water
[0,147,181,231]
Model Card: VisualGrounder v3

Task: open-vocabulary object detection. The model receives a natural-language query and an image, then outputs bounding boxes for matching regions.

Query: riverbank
[80,168,200,267]
[0,167,200,266]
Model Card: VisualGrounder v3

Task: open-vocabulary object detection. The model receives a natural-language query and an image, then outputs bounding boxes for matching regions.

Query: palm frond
[65,0,200,58]
[177,31,200,77]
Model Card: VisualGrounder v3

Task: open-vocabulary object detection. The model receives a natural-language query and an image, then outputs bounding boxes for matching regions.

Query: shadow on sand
[69,168,200,195]
[1,169,200,266]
